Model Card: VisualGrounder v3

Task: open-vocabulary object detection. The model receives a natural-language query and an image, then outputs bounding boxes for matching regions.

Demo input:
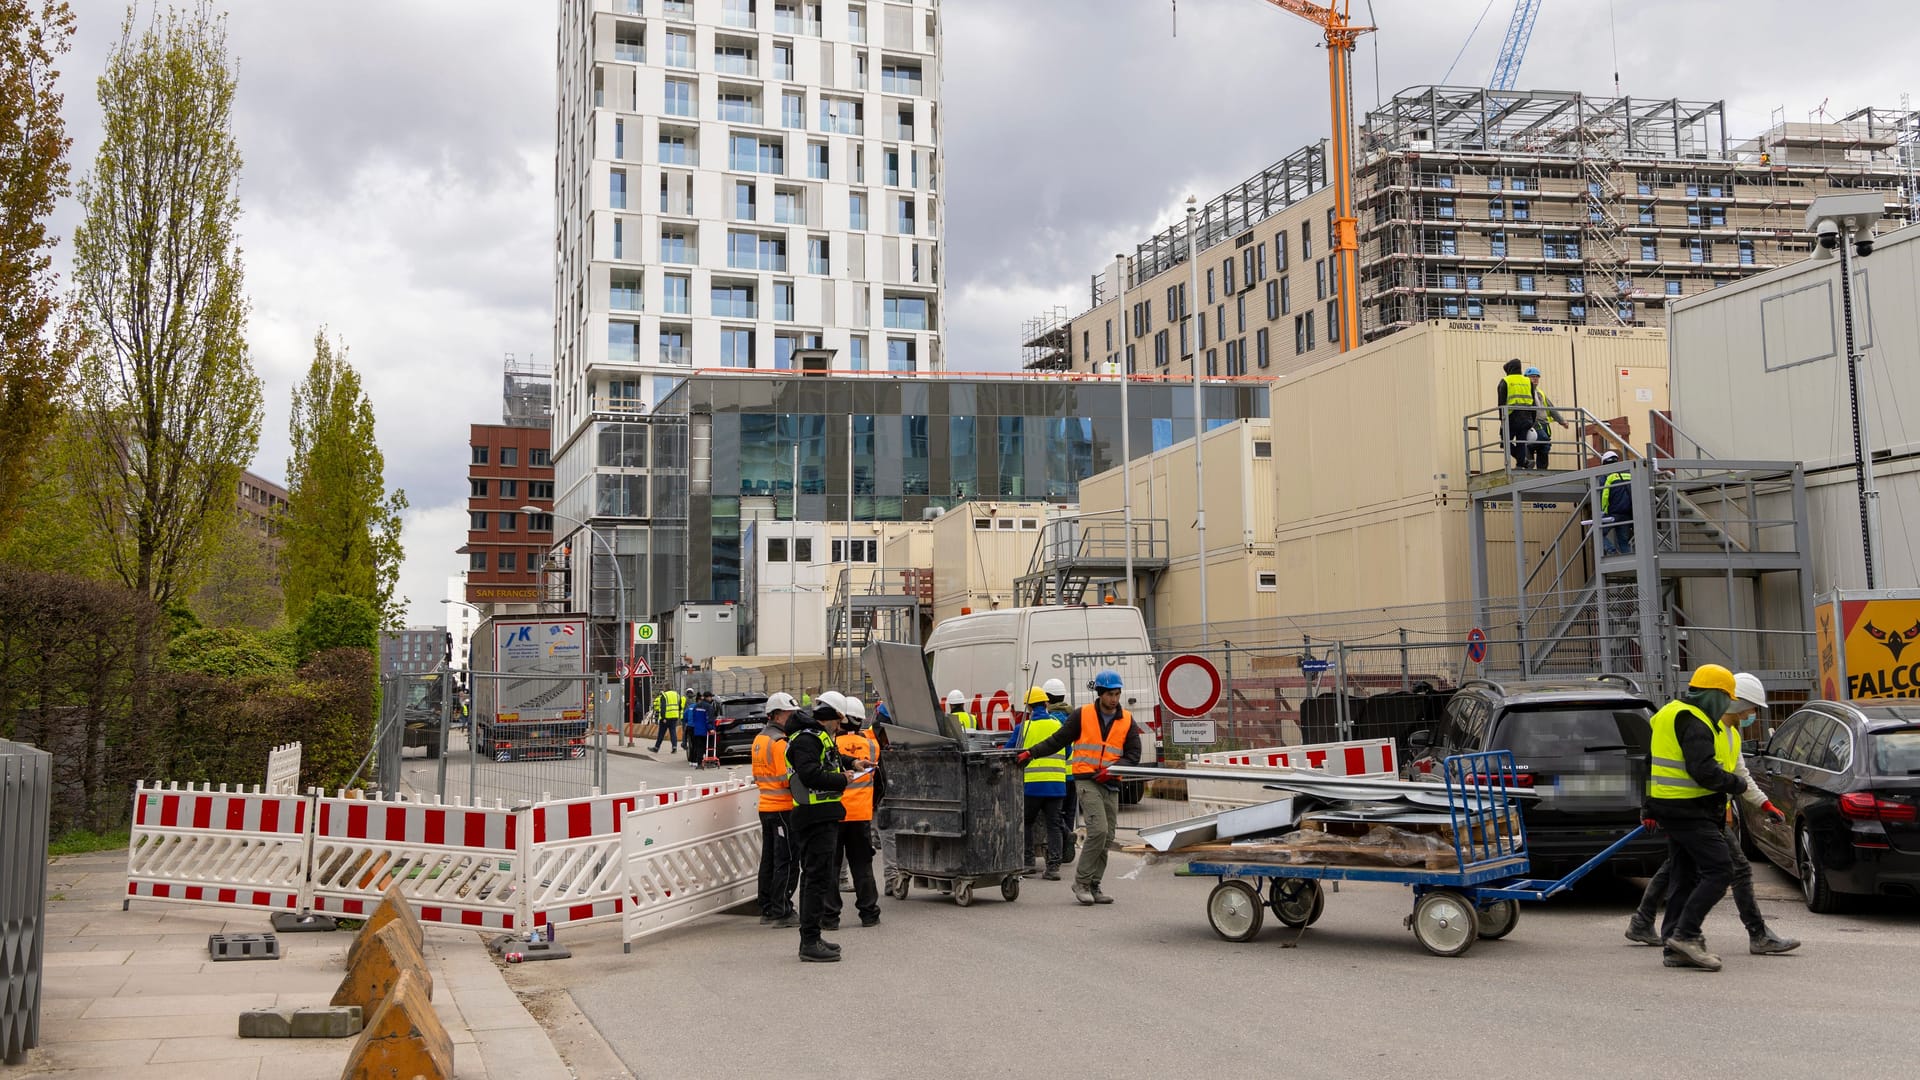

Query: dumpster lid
[861,641,964,747]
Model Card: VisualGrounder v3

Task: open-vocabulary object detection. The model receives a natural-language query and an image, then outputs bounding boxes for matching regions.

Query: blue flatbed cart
[1178,750,1650,956]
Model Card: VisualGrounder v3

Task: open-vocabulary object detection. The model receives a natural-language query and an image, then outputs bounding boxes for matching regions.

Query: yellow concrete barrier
[345,883,423,971]
[337,968,453,1080]
[332,920,432,1011]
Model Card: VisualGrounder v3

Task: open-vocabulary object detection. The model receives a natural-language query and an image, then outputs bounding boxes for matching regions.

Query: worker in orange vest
[1016,669,1139,906]
[753,691,802,926]
[823,698,882,929]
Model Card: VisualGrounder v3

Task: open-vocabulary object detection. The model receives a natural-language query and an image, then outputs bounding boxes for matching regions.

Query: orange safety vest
[835,730,881,822]
[1069,704,1133,778]
[752,731,793,812]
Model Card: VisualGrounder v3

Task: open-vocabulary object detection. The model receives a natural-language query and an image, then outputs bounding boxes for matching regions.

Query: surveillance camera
[1814,219,1841,248]
[1856,238,1875,257]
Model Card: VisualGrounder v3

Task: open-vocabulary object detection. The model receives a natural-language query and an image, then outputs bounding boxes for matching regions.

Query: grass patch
[48,827,132,857]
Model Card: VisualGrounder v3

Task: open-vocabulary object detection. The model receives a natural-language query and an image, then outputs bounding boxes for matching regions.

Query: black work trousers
[1507,410,1537,467]
[1635,822,1765,936]
[1657,816,1734,944]
[1023,794,1066,868]
[792,814,841,943]
[823,820,880,921]
[757,810,798,918]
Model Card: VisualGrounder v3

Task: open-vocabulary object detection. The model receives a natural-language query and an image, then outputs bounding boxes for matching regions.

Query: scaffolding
[1359,86,1730,161]
[1020,307,1073,371]
[503,352,552,427]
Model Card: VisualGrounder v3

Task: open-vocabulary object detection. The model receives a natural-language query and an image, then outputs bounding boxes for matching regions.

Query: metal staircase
[1014,517,1170,609]
[1579,156,1634,328]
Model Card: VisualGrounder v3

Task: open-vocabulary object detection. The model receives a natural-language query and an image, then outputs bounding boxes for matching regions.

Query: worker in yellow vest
[753,692,801,927]
[945,689,975,730]
[1008,687,1070,880]
[1016,669,1139,906]
[650,687,683,753]
[823,698,882,930]
[1496,357,1537,469]
[1599,451,1635,555]
[1642,664,1750,971]
[787,693,851,962]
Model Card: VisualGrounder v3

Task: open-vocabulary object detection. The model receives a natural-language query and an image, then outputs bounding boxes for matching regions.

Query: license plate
[1553,774,1630,795]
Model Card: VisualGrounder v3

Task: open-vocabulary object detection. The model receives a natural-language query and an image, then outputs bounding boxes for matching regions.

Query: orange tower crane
[1261,1,1373,351]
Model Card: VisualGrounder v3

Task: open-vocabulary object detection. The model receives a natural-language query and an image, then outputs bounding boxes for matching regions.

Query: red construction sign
[626,656,653,679]
[1158,654,1222,718]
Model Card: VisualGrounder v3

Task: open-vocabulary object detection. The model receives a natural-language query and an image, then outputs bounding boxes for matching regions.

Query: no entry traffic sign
[1158,654,1222,718]
[1466,627,1489,665]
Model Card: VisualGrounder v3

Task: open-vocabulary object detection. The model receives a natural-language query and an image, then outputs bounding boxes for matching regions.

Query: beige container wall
[927,501,1061,623]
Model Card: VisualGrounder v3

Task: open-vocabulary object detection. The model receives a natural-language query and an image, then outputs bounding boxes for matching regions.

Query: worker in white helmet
[946,689,975,731]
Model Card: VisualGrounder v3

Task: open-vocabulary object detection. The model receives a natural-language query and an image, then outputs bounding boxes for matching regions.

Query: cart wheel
[1477,899,1520,940]
[1207,880,1265,943]
[953,879,974,907]
[1269,879,1325,928]
[892,875,911,901]
[1001,876,1020,902]
[1411,891,1479,957]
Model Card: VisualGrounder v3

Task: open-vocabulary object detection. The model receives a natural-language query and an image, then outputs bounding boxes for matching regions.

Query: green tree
[280,330,407,625]
[0,0,82,544]
[292,592,379,665]
[68,2,262,609]
[190,504,283,629]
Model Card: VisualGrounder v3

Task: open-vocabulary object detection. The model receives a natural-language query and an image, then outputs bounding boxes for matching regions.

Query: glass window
[499,512,518,533]
[664,78,695,117]
[658,132,693,165]
[529,448,550,467]
[469,551,486,571]
[774,282,794,321]
[849,336,867,371]
[663,274,691,314]
[471,445,488,465]
[470,511,488,530]
[887,338,916,372]
[881,61,922,95]
[884,296,928,330]
[660,228,693,263]
[500,447,516,467]
[609,169,627,209]
[711,283,756,317]
[1870,729,1920,775]
[770,537,792,565]
[782,92,805,130]
[849,192,867,230]
[1641,237,1658,261]
[665,30,692,67]
[896,196,915,235]
[498,551,517,572]
[809,142,829,179]
[808,236,829,274]
[721,328,755,368]
[469,479,487,497]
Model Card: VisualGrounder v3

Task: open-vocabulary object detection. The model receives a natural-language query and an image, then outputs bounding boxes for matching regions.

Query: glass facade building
[652,374,1268,604]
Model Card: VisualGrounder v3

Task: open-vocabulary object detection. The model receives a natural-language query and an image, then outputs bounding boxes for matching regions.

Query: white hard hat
[765,691,799,713]
[816,690,848,713]
[842,697,866,721]
[947,690,966,707]
[1733,672,1769,710]
[1042,678,1067,699]
[1601,450,1621,464]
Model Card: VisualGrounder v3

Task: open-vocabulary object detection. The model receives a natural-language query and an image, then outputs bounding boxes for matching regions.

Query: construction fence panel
[1184,738,1398,813]
[265,742,302,796]
[620,779,762,951]
[442,671,610,808]
[124,782,313,915]
[306,791,525,931]
[2,740,51,1066]
[527,772,752,933]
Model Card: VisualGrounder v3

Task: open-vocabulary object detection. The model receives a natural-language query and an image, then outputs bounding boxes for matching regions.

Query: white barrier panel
[530,773,750,932]
[1185,739,1399,813]
[265,742,302,795]
[126,782,312,913]
[620,781,760,952]
[307,792,524,931]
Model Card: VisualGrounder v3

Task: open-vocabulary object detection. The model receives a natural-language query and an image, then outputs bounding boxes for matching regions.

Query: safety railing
[1463,403,1638,478]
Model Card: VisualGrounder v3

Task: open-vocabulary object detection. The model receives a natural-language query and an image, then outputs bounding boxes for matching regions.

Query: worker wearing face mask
[1628,671,1800,959]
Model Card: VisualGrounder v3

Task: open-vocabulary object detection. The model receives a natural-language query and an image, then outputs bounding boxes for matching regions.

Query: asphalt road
[501,829,1920,1080]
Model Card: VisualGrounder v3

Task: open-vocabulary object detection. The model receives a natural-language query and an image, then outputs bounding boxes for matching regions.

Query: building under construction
[1033,85,1920,375]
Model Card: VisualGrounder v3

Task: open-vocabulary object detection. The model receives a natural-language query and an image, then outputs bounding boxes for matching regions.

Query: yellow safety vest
[661,690,683,720]
[786,730,844,807]
[1017,717,1068,787]
[1601,471,1631,512]
[1648,701,1738,801]
[952,710,976,731]
[1502,373,1535,408]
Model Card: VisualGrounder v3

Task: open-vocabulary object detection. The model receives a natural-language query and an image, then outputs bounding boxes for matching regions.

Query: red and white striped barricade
[1185,738,1399,813]
[528,772,750,933]
[619,778,760,951]
[125,782,312,913]
[306,791,525,931]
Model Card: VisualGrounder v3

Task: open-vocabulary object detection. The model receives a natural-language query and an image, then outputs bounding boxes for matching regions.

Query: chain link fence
[376,670,612,806]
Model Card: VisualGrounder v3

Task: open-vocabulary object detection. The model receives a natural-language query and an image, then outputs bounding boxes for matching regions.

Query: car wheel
[1797,824,1844,914]
[1119,780,1145,806]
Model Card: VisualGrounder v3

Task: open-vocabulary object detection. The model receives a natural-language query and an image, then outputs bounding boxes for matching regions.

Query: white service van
[923,606,1161,800]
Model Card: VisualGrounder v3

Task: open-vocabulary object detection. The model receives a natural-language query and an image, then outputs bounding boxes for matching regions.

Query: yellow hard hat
[1688,664,1737,696]
[1025,686,1050,707]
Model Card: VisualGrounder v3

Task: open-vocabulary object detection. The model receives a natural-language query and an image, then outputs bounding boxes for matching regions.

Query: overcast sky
[50,0,1920,626]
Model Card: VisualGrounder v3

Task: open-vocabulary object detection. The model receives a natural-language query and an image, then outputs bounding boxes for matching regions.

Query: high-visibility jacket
[951,709,976,731]
[1017,716,1068,792]
[1648,701,1738,801]
[752,731,793,812]
[1070,704,1133,778]
[1601,471,1632,513]
[660,690,683,720]
[787,730,844,808]
[1501,373,1535,408]
[835,730,881,822]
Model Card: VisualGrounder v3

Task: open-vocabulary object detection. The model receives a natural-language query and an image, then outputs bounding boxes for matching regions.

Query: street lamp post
[527,506,626,763]
[1184,197,1210,645]
[1115,253,1136,609]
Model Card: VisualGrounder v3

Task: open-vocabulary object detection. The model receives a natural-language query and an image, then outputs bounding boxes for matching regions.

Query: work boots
[1042,865,1061,881]
[798,939,841,963]
[1663,936,1722,971]
[1749,929,1802,955]
[1072,884,1095,906]
[1624,916,1661,946]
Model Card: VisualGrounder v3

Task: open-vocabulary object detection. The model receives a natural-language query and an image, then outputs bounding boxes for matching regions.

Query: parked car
[1733,700,1920,912]
[1407,676,1666,878]
[695,694,769,764]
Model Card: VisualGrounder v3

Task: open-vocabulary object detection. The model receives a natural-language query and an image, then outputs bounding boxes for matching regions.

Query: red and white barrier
[306,791,524,930]
[126,782,312,913]
[265,741,302,795]
[620,779,760,951]
[529,773,751,932]
[1186,738,1399,813]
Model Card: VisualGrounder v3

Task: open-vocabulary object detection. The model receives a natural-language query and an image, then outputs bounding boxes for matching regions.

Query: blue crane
[1488,0,1543,91]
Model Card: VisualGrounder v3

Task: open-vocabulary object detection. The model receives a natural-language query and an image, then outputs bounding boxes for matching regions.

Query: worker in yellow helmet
[1642,664,1749,972]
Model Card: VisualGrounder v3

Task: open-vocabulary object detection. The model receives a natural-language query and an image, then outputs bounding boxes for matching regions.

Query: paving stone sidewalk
[17,851,573,1079]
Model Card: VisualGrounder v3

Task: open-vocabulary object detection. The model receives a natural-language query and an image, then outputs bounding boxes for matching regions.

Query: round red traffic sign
[1158,654,1221,718]
[1466,627,1489,665]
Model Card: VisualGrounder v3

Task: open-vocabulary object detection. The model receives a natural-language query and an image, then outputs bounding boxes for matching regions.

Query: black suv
[1407,676,1665,878]
[699,694,769,764]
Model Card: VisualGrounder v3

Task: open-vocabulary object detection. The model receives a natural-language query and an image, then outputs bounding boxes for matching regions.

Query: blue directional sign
[1299,658,1333,674]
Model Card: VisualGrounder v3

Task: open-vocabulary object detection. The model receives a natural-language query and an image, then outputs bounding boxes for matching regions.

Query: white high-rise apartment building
[553,0,945,428]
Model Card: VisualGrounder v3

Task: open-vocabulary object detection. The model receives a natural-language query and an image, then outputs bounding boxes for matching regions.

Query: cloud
[392,500,471,628]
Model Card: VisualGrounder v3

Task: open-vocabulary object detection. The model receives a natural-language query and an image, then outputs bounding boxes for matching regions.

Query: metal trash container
[1,740,50,1066]
[863,643,1026,907]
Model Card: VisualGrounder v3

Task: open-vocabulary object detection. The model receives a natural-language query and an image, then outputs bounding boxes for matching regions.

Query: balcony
[714,55,758,77]
[659,346,691,365]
